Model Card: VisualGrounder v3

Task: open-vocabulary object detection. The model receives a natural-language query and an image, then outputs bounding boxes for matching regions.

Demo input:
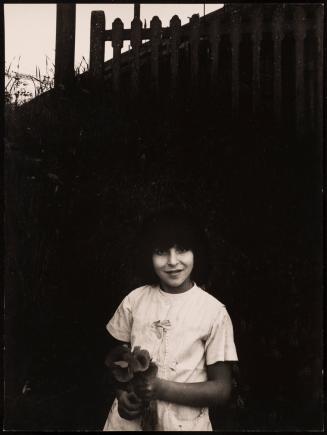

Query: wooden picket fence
[87,4,323,129]
[51,3,323,134]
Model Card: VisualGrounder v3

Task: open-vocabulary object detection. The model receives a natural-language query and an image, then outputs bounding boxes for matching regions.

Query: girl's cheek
[152,255,164,270]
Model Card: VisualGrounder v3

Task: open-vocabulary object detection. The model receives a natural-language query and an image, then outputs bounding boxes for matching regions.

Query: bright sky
[5,3,223,77]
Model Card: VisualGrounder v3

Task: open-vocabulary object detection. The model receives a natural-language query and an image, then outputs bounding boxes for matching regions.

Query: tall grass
[5,56,89,106]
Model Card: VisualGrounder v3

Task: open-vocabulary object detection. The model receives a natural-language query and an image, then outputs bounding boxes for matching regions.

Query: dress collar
[157,282,197,300]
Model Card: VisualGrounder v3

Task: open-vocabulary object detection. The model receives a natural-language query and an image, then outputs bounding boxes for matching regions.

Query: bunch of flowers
[105,345,158,431]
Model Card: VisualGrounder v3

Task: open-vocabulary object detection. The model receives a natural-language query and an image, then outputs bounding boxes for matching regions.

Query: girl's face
[152,245,194,293]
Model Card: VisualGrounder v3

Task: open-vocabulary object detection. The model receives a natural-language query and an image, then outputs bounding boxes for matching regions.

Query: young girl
[103,208,238,431]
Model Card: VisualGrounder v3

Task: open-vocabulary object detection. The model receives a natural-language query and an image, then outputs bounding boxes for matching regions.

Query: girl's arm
[106,333,129,351]
[136,361,233,407]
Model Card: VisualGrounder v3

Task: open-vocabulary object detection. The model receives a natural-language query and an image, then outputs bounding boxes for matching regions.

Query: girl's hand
[117,389,143,420]
[133,375,162,401]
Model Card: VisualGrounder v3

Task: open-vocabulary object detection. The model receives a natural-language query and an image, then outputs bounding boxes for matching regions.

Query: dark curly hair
[135,207,210,287]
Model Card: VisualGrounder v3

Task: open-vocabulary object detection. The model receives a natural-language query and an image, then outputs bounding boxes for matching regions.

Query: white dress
[103,283,238,431]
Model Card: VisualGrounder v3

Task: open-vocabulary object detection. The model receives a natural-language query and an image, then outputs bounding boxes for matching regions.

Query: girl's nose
[167,248,178,265]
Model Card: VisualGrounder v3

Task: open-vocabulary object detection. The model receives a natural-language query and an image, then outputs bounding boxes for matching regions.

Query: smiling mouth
[166,270,183,275]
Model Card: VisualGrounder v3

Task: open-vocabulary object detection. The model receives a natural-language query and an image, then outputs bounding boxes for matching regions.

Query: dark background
[4,5,324,431]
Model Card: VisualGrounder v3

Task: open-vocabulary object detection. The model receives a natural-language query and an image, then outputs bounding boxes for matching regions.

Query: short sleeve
[204,308,238,365]
[106,294,133,343]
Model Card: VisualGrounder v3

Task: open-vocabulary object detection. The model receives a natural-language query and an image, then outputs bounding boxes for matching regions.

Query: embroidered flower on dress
[152,319,172,338]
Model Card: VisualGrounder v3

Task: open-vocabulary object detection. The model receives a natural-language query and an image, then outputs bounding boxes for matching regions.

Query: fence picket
[54,4,76,90]
[231,8,241,113]
[130,17,142,95]
[150,16,162,94]
[294,7,306,135]
[272,5,284,124]
[315,5,323,138]
[170,15,181,95]
[190,14,200,89]
[112,18,124,93]
[89,11,106,86]
[251,8,263,113]
[209,16,221,88]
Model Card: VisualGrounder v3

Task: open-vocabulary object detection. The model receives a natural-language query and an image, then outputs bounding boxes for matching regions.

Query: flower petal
[132,348,151,373]
[146,361,158,378]
[113,360,129,368]
[111,365,134,382]
[105,345,132,368]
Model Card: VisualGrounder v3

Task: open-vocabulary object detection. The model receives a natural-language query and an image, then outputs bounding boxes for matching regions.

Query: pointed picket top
[112,18,124,93]
[112,18,124,49]
[131,16,142,48]
[130,17,142,95]
[189,13,200,48]
[170,14,181,33]
[170,15,181,96]
[170,15,181,49]
[189,14,200,89]
[150,16,162,94]
[189,13,200,34]
[150,15,162,40]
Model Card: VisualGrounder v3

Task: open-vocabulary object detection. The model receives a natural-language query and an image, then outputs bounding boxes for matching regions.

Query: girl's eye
[154,249,166,256]
[175,247,188,254]
[153,247,190,255]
